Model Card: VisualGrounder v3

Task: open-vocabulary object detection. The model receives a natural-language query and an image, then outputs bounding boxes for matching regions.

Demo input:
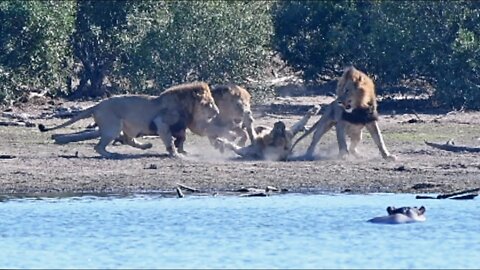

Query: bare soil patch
[1,95,480,197]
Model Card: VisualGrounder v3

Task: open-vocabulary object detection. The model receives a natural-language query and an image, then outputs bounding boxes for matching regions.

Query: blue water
[0,193,478,269]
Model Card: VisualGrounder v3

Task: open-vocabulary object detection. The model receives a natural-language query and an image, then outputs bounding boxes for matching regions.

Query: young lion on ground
[291,66,396,161]
[216,105,320,161]
[38,82,219,158]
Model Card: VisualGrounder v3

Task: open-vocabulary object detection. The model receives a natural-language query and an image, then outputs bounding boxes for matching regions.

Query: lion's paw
[384,154,397,161]
[214,138,226,153]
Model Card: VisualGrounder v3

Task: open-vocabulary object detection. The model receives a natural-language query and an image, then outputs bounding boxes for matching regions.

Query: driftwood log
[424,140,480,153]
[177,183,201,193]
[416,188,479,200]
[0,120,36,127]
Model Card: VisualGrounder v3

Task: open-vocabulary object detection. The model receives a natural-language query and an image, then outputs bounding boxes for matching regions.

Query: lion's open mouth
[344,104,353,113]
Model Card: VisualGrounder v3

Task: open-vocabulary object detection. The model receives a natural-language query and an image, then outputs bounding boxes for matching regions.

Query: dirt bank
[1,95,479,197]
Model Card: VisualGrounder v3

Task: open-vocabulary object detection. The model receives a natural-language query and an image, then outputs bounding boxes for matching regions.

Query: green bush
[2,0,479,109]
[0,0,273,102]
[0,0,75,103]
[272,1,480,109]
[119,1,273,94]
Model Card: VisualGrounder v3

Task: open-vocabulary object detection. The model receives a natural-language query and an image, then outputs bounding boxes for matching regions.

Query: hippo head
[406,206,426,218]
[386,206,426,216]
[369,206,426,224]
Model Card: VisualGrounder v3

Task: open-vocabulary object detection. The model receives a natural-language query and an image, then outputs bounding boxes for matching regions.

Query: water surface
[0,193,478,269]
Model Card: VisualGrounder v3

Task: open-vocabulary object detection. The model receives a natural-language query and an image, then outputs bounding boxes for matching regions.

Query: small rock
[412,183,438,190]
[145,164,157,170]
[394,165,408,172]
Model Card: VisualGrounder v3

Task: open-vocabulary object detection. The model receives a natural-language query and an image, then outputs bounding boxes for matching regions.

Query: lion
[206,84,252,147]
[38,82,219,158]
[51,83,252,152]
[215,105,321,161]
[291,66,396,161]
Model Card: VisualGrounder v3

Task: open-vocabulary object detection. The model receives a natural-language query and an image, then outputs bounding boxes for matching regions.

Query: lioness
[51,84,252,151]
[38,82,219,158]
[216,105,320,161]
[292,66,396,161]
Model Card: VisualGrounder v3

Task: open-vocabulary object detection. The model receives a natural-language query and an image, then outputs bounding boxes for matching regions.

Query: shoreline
[1,97,480,197]
[0,189,437,201]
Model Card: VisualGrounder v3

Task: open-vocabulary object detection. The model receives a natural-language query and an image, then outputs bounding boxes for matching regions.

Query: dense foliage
[0,0,272,100]
[1,0,479,109]
[0,0,75,102]
[273,1,480,109]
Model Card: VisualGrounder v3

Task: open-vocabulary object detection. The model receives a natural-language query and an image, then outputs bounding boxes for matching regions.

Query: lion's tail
[38,105,97,132]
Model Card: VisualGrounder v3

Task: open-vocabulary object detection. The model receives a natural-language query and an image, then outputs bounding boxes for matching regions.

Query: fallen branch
[236,187,265,193]
[424,140,480,153]
[240,192,268,197]
[177,183,201,193]
[58,151,79,159]
[437,188,480,199]
[416,187,479,200]
[450,194,478,200]
[0,120,36,127]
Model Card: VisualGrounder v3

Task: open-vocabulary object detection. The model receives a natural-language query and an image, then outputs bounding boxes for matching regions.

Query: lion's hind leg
[290,105,321,136]
[305,118,335,158]
[365,121,396,161]
[94,117,122,158]
[94,134,120,158]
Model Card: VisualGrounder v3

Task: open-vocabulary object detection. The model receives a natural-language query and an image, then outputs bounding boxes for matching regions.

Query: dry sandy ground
[1,95,480,198]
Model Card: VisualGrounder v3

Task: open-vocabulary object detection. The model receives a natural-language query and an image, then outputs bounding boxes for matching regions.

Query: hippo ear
[386,206,395,215]
[418,206,426,215]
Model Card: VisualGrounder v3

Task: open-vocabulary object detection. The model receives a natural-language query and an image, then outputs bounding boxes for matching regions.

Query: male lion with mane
[292,66,396,161]
[50,83,252,152]
[38,82,219,158]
